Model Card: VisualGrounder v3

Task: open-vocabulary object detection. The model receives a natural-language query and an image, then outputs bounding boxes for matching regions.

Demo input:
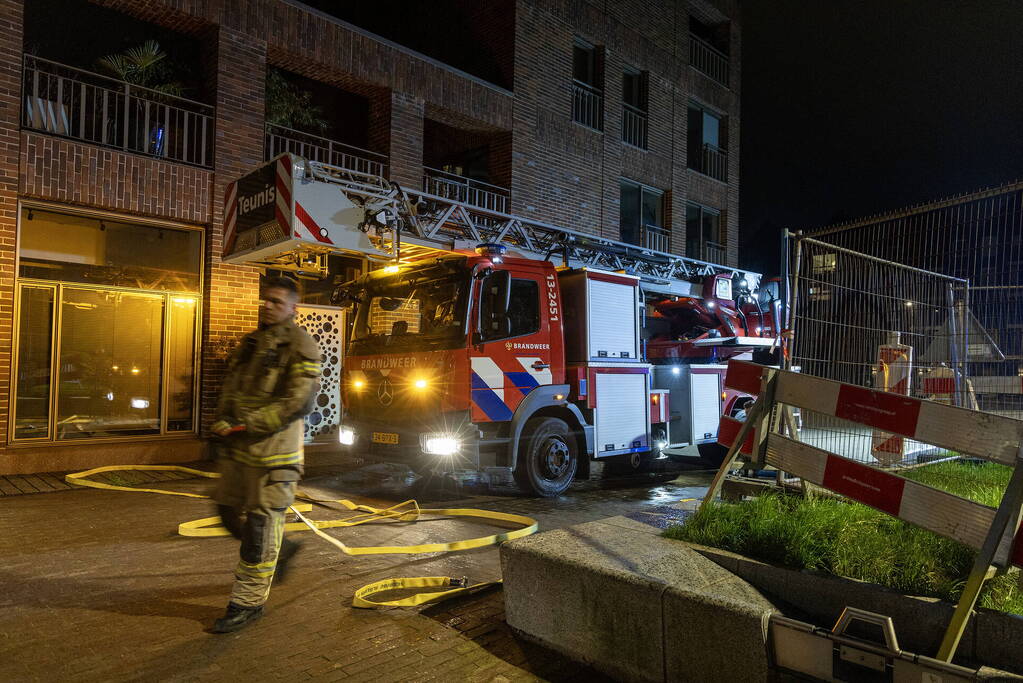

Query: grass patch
[665,462,1022,615]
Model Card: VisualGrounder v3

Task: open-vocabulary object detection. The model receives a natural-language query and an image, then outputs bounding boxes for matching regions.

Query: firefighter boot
[273,538,302,584]
[211,603,263,634]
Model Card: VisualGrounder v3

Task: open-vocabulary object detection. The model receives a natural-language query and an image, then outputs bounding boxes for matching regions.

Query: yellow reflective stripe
[236,564,275,579]
[229,451,302,467]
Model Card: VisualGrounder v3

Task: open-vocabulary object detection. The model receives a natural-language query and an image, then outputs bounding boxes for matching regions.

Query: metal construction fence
[807,182,1023,420]
[786,234,969,466]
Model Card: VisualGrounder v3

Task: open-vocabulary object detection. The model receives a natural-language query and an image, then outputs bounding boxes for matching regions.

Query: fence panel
[808,184,1023,420]
[789,235,969,465]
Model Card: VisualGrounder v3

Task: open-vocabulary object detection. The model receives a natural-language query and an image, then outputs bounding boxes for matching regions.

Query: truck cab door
[470,266,562,423]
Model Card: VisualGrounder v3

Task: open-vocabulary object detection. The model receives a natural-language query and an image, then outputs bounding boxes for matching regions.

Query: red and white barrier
[717,360,1023,569]
[871,337,913,465]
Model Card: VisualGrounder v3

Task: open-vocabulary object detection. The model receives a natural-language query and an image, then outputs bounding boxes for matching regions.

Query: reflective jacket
[215,319,321,469]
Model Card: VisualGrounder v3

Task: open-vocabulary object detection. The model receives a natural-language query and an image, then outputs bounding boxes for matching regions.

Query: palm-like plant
[96,40,184,96]
[95,41,185,157]
[265,67,329,134]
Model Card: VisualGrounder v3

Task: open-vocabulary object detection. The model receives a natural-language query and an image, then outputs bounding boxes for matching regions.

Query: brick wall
[0,0,22,447]
[198,24,266,432]
[20,133,211,223]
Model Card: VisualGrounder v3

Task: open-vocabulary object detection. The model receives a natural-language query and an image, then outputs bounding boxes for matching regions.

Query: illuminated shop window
[12,206,202,441]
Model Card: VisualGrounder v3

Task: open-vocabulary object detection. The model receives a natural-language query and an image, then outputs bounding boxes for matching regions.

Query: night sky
[740,0,1023,276]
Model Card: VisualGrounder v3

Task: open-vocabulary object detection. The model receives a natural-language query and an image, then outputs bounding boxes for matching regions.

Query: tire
[513,417,578,497]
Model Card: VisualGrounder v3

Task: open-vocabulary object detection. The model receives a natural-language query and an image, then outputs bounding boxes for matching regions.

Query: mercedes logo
[377,378,394,406]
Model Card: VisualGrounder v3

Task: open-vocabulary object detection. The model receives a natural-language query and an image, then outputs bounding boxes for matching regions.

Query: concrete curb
[500,516,779,682]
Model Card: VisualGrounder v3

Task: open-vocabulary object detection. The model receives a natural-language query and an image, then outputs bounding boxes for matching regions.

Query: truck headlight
[339,428,356,446]
[422,434,460,456]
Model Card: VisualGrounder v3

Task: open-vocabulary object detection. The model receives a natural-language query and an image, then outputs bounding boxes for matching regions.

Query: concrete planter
[694,544,1023,677]
[501,515,1023,681]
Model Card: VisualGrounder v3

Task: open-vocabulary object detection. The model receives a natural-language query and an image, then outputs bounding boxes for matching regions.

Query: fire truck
[224,154,780,496]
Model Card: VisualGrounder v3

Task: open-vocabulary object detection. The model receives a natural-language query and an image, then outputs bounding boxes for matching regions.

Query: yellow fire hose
[65,465,537,608]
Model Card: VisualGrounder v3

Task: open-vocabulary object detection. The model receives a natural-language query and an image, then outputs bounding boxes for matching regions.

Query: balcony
[572,80,603,131]
[423,167,510,213]
[689,34,730,87]
[638,224,670,253]
[622,103,648,149]
[22,55,213,168]
[688,239,726,264]
[265,123,386,176]
[692,143,728,182]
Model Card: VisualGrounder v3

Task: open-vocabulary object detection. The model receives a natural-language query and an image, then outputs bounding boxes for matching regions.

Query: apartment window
[689,17,730,86]
[622,66,648,149]
[620,180,667,252]
[687,102,728,181]
[572,38,603,130]
[13,205,202,441]
[686,203,723,263]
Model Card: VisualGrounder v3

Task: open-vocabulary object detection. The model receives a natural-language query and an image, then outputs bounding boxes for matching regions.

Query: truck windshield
[348,264,470,355]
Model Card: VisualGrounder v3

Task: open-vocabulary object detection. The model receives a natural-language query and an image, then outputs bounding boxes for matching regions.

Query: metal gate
[784,233,970,465]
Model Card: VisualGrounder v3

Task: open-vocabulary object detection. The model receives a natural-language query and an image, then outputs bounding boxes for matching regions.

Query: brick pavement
[0,456,713,682]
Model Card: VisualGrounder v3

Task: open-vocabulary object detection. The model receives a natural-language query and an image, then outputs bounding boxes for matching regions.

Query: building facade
[0,0,741,474]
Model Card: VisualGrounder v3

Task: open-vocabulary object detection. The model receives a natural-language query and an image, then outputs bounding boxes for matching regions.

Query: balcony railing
[265,123,387,177]
[691,143,728,182]
[22,55,213,168]
[688,239,726,264]
[689,34,730,87]
[622,103,648,149]
[423,167,510,213]
[639,223,670,253]
[572,80,604,131]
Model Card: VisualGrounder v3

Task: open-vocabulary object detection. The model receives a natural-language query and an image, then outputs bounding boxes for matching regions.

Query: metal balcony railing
[689,34,730,87]
[692,143,728,182]
[423,167,510,213]
[265,124,387,177]
[688,239,726,264]
[622,103,648,149]
[572,80,604,131]
[22,55,214,168]
[639,223,670,252]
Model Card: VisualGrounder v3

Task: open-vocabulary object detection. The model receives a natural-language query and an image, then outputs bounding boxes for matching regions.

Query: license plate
[372,432,399,445]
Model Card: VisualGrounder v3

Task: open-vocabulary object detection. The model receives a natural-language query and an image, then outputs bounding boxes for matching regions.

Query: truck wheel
[514,417,577,497]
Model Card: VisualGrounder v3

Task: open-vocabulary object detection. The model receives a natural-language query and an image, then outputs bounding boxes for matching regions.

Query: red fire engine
[224,154,780,496]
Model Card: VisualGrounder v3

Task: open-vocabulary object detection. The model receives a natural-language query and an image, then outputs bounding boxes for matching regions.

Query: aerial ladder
[222,154,762,298]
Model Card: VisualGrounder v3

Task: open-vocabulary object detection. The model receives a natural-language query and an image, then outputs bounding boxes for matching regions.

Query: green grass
[665,461,1022,615]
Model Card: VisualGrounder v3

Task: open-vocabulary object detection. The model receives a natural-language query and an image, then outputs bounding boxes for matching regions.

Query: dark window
[622,66,648,148]
[620,180,667,251]
[689,16,730,56]
[480,276,539,341]
[507,279,540,337]
[572,38,603,130]
[623,67,646,110]
[687,102,727,180]
[686,203,723,262]
[573,39,598,86]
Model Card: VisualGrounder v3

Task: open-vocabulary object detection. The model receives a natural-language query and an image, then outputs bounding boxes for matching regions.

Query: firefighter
[209,276,321,634]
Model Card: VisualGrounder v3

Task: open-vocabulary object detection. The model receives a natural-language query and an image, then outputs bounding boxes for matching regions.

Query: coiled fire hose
[65,465,537,608]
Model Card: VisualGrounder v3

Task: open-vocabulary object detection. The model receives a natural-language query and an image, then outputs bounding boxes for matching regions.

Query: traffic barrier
[709,359,1023,663]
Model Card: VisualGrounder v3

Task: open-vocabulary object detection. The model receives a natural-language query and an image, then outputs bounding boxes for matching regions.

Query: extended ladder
[304,160,760,296]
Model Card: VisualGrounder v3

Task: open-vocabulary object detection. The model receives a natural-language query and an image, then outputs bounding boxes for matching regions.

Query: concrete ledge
[501,516,778,682]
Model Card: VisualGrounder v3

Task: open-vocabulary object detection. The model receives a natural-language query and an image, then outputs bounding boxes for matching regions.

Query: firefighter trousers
[213,458,301,609]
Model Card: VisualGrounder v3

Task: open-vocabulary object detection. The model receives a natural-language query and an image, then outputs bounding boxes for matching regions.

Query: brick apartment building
[0,0,741,474]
